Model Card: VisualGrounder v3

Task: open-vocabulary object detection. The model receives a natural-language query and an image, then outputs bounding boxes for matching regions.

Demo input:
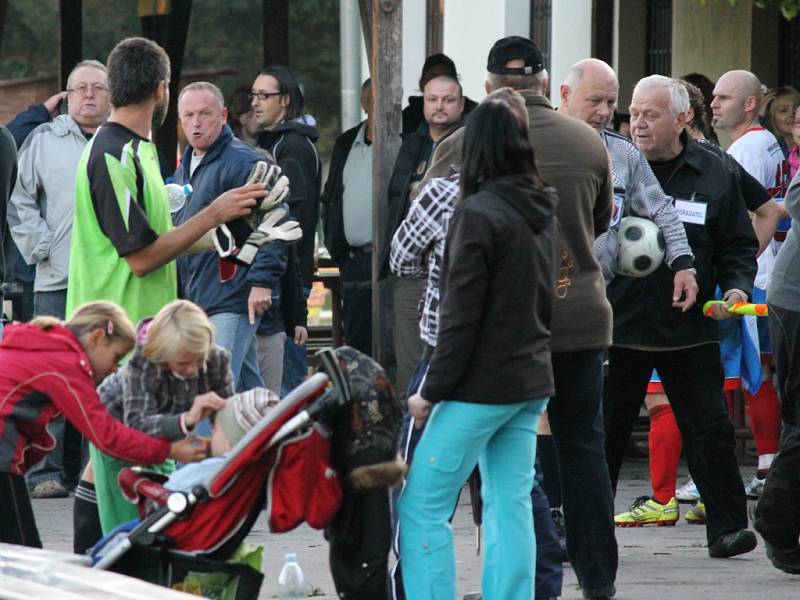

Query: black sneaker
[582,583,616,599]
[708,529,757,558]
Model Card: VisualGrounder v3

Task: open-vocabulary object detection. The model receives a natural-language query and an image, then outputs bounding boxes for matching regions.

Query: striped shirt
[594,130,694,283]
[390,174,459,346]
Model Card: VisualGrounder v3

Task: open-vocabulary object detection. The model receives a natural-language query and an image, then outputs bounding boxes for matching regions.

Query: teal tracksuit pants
[398,397,548,600]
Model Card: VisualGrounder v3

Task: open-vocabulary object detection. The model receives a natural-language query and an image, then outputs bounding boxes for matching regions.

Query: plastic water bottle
[165,182,192,213]
[277,553,306,598]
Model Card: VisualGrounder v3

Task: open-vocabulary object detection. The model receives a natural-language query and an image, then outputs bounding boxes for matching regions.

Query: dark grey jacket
[0,127,17,287]
[422,175,558,405]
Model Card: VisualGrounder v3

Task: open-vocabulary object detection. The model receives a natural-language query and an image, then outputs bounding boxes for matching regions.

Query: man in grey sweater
[7,60,110,499]
[754,173,800,574]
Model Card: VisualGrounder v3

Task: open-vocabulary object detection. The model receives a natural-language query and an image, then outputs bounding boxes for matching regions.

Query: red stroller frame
[92,369,346,576]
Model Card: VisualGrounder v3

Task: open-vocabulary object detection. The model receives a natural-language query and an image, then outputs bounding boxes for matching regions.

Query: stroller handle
[306,387,348,421]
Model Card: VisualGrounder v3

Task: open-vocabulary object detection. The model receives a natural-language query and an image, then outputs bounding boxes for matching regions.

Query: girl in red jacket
[0,300,197,547]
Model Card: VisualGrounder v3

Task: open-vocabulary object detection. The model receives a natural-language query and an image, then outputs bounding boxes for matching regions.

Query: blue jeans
[280,286,310,397]
[209,312,265,392]
[33,289,67,319]
[398,398,548,600]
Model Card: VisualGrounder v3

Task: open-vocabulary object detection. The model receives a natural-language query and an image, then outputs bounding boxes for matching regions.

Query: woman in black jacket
[397,88,558,600]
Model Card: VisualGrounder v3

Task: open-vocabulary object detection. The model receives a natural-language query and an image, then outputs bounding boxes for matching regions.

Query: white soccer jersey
[728,127,790,289]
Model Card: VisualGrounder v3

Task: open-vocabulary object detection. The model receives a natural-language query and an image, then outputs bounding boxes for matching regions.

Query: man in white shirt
[321,79,374,355]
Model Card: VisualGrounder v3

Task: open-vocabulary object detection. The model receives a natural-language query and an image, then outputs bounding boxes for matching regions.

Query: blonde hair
[32,300,136,347]
[141,299,214,364]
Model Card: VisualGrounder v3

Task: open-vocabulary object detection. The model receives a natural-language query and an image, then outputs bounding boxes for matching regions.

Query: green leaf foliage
[1,0,341,158]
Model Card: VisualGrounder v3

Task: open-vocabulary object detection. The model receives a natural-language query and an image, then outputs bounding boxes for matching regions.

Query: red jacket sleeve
[44,370,171,465]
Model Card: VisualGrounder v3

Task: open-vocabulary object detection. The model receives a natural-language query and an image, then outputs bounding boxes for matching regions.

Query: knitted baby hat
[217,387,278,446]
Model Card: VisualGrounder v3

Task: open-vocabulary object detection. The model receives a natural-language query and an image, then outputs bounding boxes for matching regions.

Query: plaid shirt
[99,342,234,441]
[390,174,459,346]
[594,130,694,283]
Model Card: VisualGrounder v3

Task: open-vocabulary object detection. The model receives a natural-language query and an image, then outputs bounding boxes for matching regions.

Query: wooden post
[370,0,402,372]
[139,0,192,172]
[0,1,8,57]
[59,0,82,90]
[263,0,289,66]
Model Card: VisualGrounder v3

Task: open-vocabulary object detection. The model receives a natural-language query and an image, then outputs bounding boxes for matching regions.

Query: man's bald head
[711,69,763,134]
[559,58,619,131]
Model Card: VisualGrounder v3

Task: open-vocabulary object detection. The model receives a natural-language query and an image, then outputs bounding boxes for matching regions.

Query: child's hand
[185,392,227,429]
[169,436,209,463]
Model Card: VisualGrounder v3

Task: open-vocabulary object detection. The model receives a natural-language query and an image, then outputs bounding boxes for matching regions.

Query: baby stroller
[90,349,350,599]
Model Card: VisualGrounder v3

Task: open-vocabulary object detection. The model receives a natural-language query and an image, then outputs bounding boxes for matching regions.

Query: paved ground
[33,460,799,599]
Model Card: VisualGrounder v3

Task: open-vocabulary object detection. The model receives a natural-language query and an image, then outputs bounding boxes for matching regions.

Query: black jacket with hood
[258,117,321,287]
[421,175,558,405]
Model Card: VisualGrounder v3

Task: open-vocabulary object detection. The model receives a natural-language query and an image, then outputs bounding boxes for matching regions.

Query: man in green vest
[67,37,266,325]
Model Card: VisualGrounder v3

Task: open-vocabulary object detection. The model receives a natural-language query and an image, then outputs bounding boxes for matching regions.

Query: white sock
[757,454,775,472]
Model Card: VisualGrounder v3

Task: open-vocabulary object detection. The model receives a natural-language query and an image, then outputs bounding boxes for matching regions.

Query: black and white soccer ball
[615,216,665,278]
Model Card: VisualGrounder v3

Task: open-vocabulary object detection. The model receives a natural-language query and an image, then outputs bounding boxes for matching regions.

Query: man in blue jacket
[174,82,288,391]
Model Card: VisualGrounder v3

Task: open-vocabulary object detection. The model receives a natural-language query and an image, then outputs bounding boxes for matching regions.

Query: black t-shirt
[696,139,771,211]
[649,148,685,186]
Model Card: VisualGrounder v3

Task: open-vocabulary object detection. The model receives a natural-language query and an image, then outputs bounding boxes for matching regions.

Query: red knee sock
[649,404,683,505]
[744,381,781,458]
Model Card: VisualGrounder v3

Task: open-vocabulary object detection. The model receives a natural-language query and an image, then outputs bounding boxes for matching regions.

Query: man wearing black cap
[422,36,618,600]
[488,36,617,600]
[401,53,477,136]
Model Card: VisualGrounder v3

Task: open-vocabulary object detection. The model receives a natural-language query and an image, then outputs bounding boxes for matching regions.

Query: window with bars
[530,0,552,73]
[779,15,800,88]
[647,0,672,76]
[426,0,444,56]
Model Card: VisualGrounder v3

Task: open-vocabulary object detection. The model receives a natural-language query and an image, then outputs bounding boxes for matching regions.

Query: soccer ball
[615,216,665,278]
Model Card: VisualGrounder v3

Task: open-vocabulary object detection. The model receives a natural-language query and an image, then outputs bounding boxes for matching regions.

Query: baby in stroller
[92,346,404,600]
[164,387,278,493]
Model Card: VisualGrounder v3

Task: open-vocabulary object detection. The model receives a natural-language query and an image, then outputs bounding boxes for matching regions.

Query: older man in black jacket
[605,74,759,559]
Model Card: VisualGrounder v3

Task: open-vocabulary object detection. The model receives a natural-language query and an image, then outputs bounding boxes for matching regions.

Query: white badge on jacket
[674,198,707,225]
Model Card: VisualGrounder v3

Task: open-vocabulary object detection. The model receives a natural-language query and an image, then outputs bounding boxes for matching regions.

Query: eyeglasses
[248,90,283,101]
[68,83,109,95]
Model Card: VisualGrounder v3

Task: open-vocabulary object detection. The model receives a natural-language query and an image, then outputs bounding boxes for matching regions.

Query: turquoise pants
[398,397,548,600]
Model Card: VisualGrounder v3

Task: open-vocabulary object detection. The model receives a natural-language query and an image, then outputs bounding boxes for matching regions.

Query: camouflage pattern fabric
[329,346,404,472]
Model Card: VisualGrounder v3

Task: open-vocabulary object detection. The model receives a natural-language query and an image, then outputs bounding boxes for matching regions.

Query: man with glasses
[7,59,110,500]
[250,66,320,395]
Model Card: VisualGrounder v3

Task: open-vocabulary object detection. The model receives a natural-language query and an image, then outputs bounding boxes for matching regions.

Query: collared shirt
[594,130,694,283]
[342,122,373,248]
[390,174,459,346]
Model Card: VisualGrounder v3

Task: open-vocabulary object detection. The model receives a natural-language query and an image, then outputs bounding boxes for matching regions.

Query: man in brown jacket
[424,37,617,599]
